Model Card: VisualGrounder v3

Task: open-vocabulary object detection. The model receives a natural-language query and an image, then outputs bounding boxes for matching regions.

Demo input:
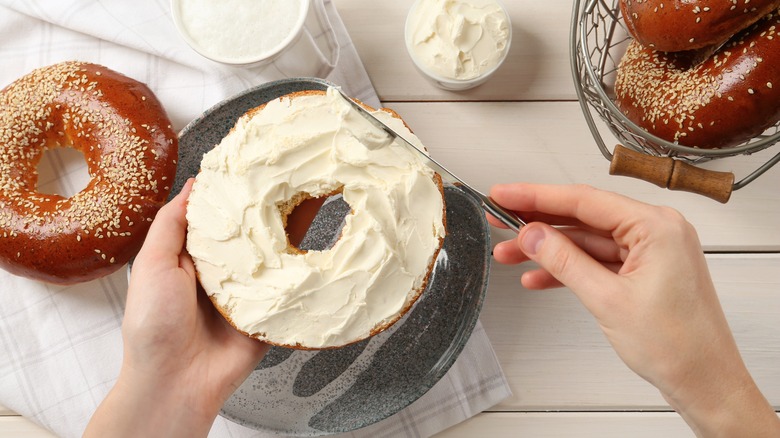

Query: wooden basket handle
[609,145,735,203]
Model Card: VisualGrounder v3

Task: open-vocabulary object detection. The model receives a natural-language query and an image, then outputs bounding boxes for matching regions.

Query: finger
[490,183,654,234]
[557,227,625,263]
[521,261,624,290]
[493,239,530,264]
[136,178,195,266]
[488,210,587,229]
[494,226,625,265]
[521,268,562,290]
[178,249,196,279]
[517,222,621,309]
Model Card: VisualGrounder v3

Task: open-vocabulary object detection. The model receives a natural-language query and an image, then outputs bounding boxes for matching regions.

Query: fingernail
[519,226,545,256]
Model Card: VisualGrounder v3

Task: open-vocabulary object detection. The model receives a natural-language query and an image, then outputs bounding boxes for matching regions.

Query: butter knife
[337,88,526,233]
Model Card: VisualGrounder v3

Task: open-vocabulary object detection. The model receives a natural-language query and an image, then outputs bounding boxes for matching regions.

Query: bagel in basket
[615,10,780,149]
[620,0,780,52]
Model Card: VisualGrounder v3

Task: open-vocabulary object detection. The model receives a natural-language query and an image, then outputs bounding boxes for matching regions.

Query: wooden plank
[482,254,780,411]
[0,412,691,438]
[434,412,695,437]
[0,404,13,417]
[1,408,776,437]
[332,0,577,102]
[385,101,780,251]
[0,417,56,437]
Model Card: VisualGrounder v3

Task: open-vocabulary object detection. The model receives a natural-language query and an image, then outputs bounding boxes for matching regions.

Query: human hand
[489,183,780,437]
[85,179,269,438]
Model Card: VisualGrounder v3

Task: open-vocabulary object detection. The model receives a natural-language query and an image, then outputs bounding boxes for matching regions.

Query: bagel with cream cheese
[185,88,446,349]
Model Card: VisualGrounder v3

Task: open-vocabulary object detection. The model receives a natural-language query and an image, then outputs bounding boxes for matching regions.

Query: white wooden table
[2,1,779,436]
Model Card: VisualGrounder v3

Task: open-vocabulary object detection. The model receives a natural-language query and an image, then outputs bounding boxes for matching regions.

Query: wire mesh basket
[570,0,780,202]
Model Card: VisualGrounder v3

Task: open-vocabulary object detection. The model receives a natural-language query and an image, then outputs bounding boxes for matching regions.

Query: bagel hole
[36,146,91,198]
[286,194,350,252]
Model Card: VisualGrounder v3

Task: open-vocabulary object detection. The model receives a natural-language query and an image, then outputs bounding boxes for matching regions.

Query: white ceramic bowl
[170,0,310,67]
[404,0,512,90]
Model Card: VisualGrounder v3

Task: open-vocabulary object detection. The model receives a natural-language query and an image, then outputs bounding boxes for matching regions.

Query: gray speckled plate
[171,78,491,436]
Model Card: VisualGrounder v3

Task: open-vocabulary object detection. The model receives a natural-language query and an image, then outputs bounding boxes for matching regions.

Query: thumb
[518,223,618,308]
[137,178,194,266]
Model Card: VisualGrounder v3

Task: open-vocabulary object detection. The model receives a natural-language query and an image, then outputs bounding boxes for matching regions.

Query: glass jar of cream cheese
[404,0,511,90]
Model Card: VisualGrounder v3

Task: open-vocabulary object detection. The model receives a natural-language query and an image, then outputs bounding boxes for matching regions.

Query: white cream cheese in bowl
[405,0,511,90]
[171,0,308,66]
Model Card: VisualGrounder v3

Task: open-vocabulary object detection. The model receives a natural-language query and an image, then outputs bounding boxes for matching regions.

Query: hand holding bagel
[83,179,269,438]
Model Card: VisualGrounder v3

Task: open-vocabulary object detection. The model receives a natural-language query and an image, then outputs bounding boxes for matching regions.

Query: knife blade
[336,88,525,233]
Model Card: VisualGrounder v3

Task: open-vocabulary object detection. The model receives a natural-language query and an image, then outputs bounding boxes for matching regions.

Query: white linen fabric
[0,1,512,437]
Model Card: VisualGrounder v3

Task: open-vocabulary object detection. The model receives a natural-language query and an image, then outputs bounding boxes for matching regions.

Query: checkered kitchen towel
[0,1,511,437]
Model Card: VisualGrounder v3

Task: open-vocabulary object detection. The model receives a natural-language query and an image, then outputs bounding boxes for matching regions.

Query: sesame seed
[614,12,780,149]
[0,61,176,273]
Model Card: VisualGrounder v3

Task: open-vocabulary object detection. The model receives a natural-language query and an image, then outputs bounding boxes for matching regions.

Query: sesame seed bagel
[0,61,178,284]
[186,88,446,350]
[620,0,780,52]
[615,11,780,149]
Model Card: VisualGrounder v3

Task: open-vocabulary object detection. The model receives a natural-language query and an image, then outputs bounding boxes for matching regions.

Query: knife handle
[483,196,526,233]
[609,144,734,203]
[454,183,525,233]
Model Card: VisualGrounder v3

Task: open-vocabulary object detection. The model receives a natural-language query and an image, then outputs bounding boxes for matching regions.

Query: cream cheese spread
[406,0,510,80]
[174,0,307,62]
[186,87,446,349]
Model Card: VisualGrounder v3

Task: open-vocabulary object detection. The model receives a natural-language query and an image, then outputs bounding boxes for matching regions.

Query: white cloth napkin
[0,1,512,437]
